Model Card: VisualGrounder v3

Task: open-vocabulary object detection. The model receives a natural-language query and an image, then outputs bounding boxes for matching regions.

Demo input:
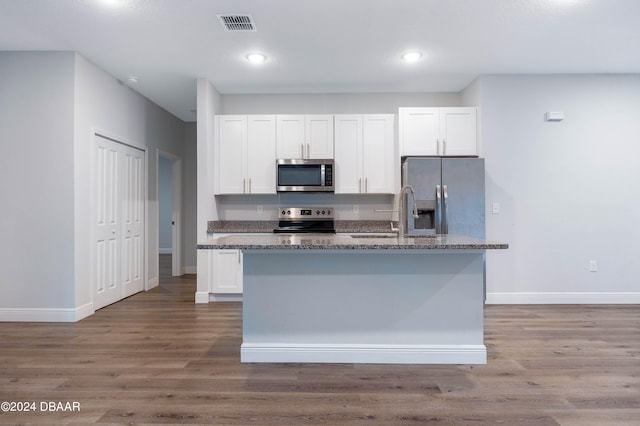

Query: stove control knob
[287,210,291,215]
[281,210,286,215]
[321,210,326,215]
[316,210,320,215]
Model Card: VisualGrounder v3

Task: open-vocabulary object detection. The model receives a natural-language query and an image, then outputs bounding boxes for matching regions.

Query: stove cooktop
[273,207,335,234]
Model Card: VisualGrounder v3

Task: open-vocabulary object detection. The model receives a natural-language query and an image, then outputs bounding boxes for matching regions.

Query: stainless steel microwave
[276,159,334,192]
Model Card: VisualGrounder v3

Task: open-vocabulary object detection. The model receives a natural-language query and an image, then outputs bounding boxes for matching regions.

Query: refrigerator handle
[442,184,449,234]
[435,185,442,234]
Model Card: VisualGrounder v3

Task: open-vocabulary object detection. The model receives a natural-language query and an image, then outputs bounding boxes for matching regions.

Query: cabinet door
[399,107,440,156]
[216,116,246,194]
[246,115,276,194]
[440,108,477,156]
[276,115,305,158]
[306,115,334,158]
[334,115,363,194]
[363,114,396,194]
[211,249,243,293]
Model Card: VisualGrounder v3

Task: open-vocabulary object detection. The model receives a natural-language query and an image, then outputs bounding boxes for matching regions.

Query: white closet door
[121,144,145,298]
[93,135,145,310]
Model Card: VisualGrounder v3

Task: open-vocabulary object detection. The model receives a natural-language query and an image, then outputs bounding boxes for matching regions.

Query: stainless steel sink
[350,234,438,239]
[350,234,397,238]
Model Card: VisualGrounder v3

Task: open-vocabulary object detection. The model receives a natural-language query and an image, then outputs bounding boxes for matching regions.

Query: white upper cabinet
[399,107,477,156]
[276,115,305,158]
[246,116,277,193]
[215,115,276,194]
[334,114,396,194]
[439,108,477,156]
[276,115,334,159]
[305,115,334,158]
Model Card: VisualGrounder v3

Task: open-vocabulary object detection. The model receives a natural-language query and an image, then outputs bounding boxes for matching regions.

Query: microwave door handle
[435,185,442,234]
[442,184,449,234]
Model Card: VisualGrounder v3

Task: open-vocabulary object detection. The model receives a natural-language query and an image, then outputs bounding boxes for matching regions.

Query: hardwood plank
[1,254,639,424]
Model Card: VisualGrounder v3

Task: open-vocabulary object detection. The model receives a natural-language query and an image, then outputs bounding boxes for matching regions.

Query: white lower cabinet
[210,249,243,293]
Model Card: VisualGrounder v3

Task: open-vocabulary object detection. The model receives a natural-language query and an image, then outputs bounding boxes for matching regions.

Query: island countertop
[197,233,508,250]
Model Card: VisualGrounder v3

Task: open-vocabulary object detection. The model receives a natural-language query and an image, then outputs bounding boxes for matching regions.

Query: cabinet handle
[243,178,246,194]
[249,178,252,193]
[443,138,446,155]
[238,251,241,264]
[307,143,310,158]
[437,138,441,155]
[359,178,362,193]
[365,177,368,193]
[301,144,305,159]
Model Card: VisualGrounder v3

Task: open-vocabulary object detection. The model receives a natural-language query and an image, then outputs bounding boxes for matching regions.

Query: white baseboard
[74,302,94,321]
[146,277,159,291]
[241,343,486,364]
[486,292,640,304]
[209,293,243,302]
[184,265,197,274]
[158,248,172,254]
[195,291,209,303]
[0,302,94,323]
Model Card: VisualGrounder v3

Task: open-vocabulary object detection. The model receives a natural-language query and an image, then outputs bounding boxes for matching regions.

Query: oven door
[276,159,334,192]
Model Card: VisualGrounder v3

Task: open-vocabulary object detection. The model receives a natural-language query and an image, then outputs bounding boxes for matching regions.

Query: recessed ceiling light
[402,51,423,63]
[246,53,267,64]
[127,76,139,84]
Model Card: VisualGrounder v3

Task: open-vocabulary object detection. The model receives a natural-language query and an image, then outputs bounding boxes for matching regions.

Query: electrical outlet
[492,202,500,214]
[353,205,359,215]
[256,205,263,214]
[589,260,598,272]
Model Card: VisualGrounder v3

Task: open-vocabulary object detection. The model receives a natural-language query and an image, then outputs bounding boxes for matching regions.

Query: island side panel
[241,250,486,364]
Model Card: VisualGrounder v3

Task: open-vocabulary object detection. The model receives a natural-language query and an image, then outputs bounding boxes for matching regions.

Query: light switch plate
[492,202,500,214]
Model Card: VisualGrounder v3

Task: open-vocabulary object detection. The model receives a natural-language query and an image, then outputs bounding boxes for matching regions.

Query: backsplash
[215,193,398,221]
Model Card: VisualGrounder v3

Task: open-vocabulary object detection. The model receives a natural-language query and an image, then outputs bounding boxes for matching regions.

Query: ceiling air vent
[217,14,256,31]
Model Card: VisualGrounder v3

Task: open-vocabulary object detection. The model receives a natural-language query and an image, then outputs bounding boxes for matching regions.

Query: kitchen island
[197,234,508,364]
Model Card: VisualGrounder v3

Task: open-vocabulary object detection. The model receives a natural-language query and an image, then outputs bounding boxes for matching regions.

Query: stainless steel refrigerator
[402,157,485,238]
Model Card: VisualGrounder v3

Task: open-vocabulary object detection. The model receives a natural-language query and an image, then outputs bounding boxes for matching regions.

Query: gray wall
[184,122,197,271]
[158,156,173,252]
[0,52,76,310]
[477,74,640,303]
[221,92,460,114]
[0,51,187,320]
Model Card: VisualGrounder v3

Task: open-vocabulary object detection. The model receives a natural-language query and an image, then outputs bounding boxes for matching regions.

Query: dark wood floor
[1,254,639,425]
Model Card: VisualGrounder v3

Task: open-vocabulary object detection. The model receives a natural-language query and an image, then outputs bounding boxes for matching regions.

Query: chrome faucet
[392,185,419,237]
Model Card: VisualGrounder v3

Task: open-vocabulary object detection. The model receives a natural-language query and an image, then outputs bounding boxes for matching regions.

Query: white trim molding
[486,292,640,304]
[146,277,159,291]
[0,303,94,323]
[241,343,487,364]
[195,291,210,304]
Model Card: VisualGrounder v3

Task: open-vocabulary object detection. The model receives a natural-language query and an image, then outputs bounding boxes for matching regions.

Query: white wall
[478,74,640,303]
[0,51,187,321]
[73,53,186,317]
[158,156,173,253]
[221,92,459,114]
[0,52,76,314]
[195,79,222,302]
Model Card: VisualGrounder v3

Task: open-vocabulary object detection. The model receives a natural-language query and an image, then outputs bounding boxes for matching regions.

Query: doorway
[157,151,182,276]
[92,133,146,310]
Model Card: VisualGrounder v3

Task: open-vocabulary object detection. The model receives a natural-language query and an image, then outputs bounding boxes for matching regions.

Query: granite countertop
[208,220,397,234]
[197,233,508,251]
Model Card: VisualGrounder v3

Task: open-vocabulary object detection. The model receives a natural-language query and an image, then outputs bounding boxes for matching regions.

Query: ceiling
[2,0,639,122]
